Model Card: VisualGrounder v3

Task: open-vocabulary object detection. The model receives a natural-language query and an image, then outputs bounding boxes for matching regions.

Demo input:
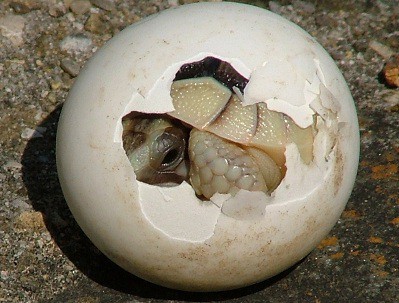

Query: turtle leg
[188,129,281,199]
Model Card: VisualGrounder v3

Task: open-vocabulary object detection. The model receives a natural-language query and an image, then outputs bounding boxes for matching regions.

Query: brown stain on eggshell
[332,139,345,197]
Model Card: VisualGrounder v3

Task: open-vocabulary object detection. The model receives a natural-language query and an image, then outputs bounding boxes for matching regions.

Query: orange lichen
[330,252,344,260]
[390,217,399,225]
[350,250,361,256]
[370,254,387,265]
[385,152,395,162]
[373,270,389,278]
[360,160,370,167]
[371,164,398,180]
[317,236,339,249]
[342,209,361,219]
[383,54,399,87]
[14,211,46,232]
[369,236,383,244]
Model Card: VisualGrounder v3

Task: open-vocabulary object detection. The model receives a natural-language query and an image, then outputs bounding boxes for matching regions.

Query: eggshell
[56,2,359,291]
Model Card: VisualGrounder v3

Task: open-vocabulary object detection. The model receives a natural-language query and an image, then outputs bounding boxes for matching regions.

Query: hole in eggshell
[121,57,318,201]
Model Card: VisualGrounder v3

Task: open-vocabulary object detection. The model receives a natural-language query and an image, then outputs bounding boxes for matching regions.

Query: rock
[3,161,22,170]
[383,54,399,88]
[84,13,106,34]
[10,199,31,210]
[63,0,74,9]
[0,271,9,281]
[0,15,26,46]
[14,211,46,231]
[369,40,395,60]
[315,13,338,28]
[10,2,31,14]
[383,91,399,109]
[60,58,81,77]
[90,0,115,11]
[386,33,399,49]
[21,127,46,139]
[167,0,178,7]
[48,2,67,17]
[59,34,93,53]
[268,1,282,14]
[9,0,40,14]
[292,0,316,14]
[70,0,92,15]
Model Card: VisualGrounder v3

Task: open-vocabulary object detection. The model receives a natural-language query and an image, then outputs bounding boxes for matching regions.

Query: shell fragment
[169,77,231,129]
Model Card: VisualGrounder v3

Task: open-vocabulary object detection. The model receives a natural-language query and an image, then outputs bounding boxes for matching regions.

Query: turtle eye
[161,148,180,167]
[150,127,186,172]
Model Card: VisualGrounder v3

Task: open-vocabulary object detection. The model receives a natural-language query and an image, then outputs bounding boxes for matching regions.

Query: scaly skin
[188,129,268,199]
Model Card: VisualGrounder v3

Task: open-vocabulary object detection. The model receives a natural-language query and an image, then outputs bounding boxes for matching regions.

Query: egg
[56,2,360,291]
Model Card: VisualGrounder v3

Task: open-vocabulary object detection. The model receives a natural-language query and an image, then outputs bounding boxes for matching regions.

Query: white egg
[56,2,359,291]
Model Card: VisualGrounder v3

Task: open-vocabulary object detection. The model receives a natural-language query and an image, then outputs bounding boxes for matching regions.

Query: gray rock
[48,2,67,17]
[3,161,22,170]
[90,0,115,11]
[292,0,316,14]
[60,58,81,77]
[0,15,26,46]
[10,199,31,210]
[59,34,93,53]
[269,1,282,14]
[10,1,31,14]
[70,0,92,15]
[21,127,46,139]
[84,13,106,34]
[9,0,40,14]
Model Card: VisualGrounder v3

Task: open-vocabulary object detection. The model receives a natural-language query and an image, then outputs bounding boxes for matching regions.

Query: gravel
[0,0,398,302]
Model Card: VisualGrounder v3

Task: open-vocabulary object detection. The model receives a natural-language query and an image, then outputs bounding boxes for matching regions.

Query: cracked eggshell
[56,2,359,291]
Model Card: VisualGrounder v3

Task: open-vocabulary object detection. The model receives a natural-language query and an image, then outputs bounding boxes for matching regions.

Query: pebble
[70,0,92,15]
[9,0,40,14]
[383,54,399,88]
[369,40,395,60]
[48,2,67,17]
[60,58,81,77]
[59,34,93,53]
[292,0,315,14]
[90,0,115,11]
[14,211,46,231]
[21,127,46,139]
[10,198,31,210]
[10,1,31,14]
[315,13,338,28]
[0,271,9,281]
[167,0,178,7]
[386,33,399,49]
[84,13,106,34]
[34,108,45,121]
[383,91,399,109]
[0,15,26,46]
[268,1,282,14]
[3,161,22,170]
